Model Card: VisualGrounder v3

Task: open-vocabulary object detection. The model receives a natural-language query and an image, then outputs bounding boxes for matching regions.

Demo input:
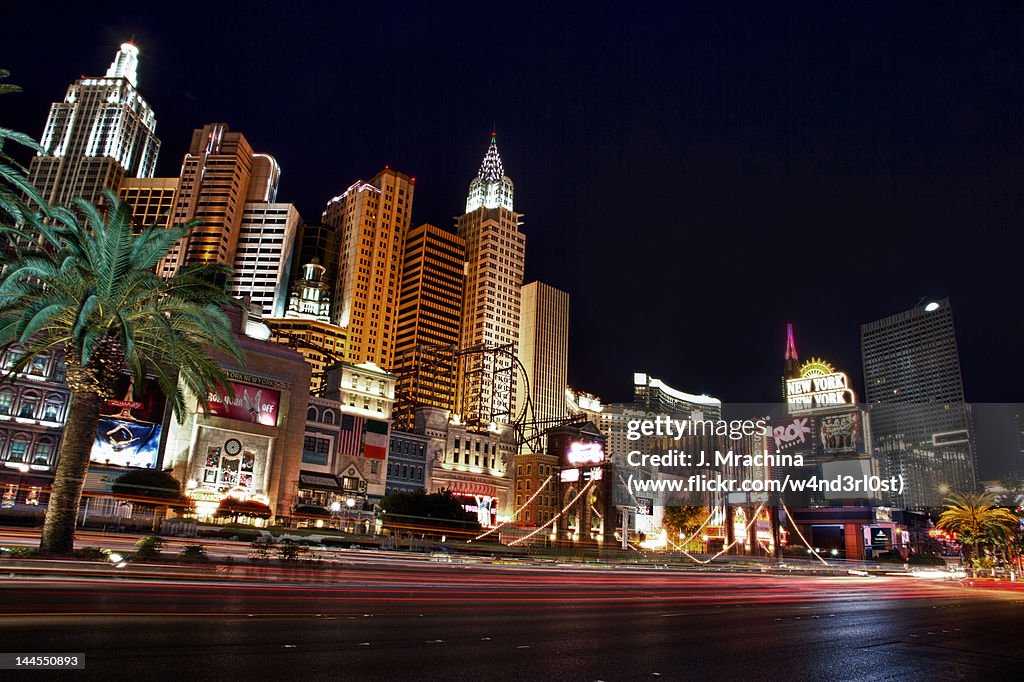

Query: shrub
[1,546,37,558]
[907,553,947,566]
[73,547,107,561]
[134,536,164,561]
[178,543,210,563]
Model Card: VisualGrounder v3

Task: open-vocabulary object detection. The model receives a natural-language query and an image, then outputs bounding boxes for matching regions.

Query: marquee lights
[786,357,857,412]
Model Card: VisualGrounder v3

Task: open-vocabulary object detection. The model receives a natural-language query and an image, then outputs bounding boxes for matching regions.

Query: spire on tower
[106,42,140,87]
[785,322,798,361]
[477,131,504,183]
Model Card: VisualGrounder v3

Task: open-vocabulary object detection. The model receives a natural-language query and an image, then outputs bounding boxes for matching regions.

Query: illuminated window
[8,437,29,462]
[32,440,54,466]
[0,392,13,415]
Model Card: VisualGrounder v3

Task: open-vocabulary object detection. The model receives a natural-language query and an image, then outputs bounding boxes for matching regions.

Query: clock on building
[224,438,242,456]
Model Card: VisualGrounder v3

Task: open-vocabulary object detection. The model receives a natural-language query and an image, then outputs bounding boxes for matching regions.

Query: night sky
[4,2,1023,473]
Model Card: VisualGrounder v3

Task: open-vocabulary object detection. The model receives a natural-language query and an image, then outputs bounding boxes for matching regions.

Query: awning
[298,472,342,492]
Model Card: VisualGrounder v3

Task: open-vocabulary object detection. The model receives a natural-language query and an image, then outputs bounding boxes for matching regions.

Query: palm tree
[0,69,44,224]
[0,190,244,555]
[936,492,1020,574]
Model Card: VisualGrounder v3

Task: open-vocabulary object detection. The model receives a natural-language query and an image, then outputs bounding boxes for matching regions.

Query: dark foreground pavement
[0,563,1021,680]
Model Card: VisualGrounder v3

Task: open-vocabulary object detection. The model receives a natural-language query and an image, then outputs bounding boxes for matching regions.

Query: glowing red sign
[203,381,280,426]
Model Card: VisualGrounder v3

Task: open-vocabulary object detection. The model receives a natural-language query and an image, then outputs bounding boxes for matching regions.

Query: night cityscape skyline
[5,2,1024,422]
[3,5,1024,680]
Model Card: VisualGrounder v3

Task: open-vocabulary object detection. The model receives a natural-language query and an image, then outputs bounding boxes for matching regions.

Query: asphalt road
[0,561,1021,681]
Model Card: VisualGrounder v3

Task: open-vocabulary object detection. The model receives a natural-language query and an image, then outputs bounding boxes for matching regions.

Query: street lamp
[345,497,356,533]
[330,500,342,530]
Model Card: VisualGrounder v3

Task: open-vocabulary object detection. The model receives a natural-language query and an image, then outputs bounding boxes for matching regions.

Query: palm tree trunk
[38,390,103,555]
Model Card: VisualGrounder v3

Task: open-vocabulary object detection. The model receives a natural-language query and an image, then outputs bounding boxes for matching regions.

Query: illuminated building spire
[465,130,514,212]
[105,42,140,87]
[478,131,504,182]
[783,322,801,391]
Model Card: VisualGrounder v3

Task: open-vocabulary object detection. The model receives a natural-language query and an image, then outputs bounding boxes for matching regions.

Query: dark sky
[4,2,1024,473]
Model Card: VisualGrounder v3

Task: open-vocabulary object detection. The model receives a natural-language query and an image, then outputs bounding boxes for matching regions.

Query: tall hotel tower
[322,168,415,369]
[29,43,160,206]
[861,298,977,508]
[516,282,570,428]
[455,134,526,426]
[157,124,300,318]
[391,223,466,428]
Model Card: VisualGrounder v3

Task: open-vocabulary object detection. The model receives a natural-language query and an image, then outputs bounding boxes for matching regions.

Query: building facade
[29,43,160,208]
[413,406,516,528]
[0,349,69,507]
[322,169,415,368]
[455,134,526,427]
[392,223,466,429]
[516,281,569,429]
[386,430,431,496]
[229,202,301,317]
[117,177,179,231]
[860,298,977,508]
[161,307,311,524]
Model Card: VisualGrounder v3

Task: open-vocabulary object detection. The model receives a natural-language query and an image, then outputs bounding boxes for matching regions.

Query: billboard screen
[91,376,166,468]
[202,381,280,426]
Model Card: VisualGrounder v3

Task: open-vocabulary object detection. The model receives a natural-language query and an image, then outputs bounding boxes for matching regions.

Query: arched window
[17,392,39,419]
[0,391,13,416]
[33,438,54,466]
[8,435,30,463]
[43,394,64,422]
[307,406,318,422]
[322,409,335,425]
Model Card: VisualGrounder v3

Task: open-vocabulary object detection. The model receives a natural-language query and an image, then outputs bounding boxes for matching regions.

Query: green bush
[907,553,947,566]
[133,536,164,561]
[178,543,210,563]
[73,547,107,561]
[1,546,37,558]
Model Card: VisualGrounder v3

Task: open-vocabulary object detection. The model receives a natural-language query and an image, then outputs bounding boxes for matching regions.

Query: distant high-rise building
[861,298,977,508]
[156,124,299,317]
[632,372,722,421]
[516,281,569,430]
[322,169,415,368]
[229,202,300,317]
[29,43,160,207]
[392,223,466,429]
[160,124,258,276]
[455,133,526,426]
[117,177,178,231]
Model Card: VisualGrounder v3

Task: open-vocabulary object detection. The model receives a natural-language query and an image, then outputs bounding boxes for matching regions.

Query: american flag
[337,413,365,457]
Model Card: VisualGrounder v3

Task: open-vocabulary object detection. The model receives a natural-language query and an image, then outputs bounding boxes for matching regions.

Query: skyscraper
[392,223,466,429]
[322,168,414,369]
[29,43,160,207]
[861,298,977,508]
[229,202,300,317]
[455,133,526,426]
[155,124,299,317]
[117,177,179,231]
[516,281,569,429]
[159,124,259,277]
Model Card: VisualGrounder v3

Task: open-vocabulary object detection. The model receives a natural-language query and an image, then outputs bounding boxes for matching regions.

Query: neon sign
[566,441,604,466]
[786,358,857,412]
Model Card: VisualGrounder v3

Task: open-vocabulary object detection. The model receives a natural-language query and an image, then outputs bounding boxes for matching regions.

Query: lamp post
[345,497,356,533]
[330,500,341,530]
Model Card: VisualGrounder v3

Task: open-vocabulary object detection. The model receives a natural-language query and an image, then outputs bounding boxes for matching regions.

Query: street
[0,560,1021,680]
